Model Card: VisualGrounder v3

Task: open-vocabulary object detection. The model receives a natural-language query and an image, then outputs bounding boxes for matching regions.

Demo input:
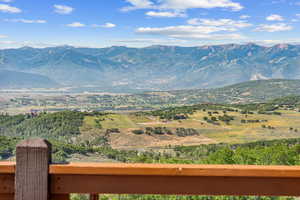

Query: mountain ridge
[1,43,300,89]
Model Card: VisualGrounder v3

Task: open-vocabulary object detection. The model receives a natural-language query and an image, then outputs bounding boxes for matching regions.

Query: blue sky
[0,0,300,48]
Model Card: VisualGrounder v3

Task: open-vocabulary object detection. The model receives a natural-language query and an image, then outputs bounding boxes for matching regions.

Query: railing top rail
[0,162,15,174]
[2,161,300,178]
[49,163,300,177]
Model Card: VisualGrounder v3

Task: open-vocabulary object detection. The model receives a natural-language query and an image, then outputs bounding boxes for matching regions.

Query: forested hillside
[1,98,300,199]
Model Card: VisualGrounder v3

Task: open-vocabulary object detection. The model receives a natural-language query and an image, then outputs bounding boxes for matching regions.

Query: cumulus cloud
[0,34,7,38]
[146,11,186,18]
[255,23,292,32]
[5,18,47,23]
[136,25,245,40]
[240,15,250,19]
[187,18,252,28]
[92,23,116,28]
[123,0,243,12]
[54,5,74,14]
[66,22,85,28]
[102,23,116,28]
[266,14,284,21]
[122,0,154,11]
[0,4,21,13]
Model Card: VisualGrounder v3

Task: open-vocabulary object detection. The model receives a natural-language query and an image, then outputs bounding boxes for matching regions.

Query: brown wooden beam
[0,162,15,174]
[0,194,14,200]
[0,175,14,194]
[49,163,300,178]
[51,175,300,196]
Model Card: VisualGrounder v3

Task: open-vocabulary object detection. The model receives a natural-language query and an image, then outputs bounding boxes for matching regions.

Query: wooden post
[15,139,51,200]
[90,194,99,200]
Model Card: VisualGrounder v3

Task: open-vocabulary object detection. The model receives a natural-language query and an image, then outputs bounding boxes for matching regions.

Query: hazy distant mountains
[1,43,300,90]
[0,70,59,89]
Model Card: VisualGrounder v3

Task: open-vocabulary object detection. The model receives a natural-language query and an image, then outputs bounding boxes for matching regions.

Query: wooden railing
[1,138,300,200]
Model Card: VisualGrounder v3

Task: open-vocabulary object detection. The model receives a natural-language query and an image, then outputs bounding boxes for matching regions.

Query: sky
[0,0,300,48]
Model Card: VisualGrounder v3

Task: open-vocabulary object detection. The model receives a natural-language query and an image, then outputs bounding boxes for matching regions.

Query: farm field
[79,108,300,149]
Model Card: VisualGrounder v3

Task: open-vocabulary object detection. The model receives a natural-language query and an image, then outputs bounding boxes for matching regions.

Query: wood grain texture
[0,194,14,200]
[0,163,15,174]
[15,139,51,200]
[50,163,300,178]
[51,175,300,196]
[0,175,14,194]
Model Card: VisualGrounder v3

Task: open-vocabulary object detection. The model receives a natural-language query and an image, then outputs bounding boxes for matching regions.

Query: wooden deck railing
[1,138,300,200]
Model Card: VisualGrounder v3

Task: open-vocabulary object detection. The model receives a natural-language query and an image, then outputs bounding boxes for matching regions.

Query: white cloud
[123,0,243,12]
[136,25,245,40]
[0,0,13,2]
[122,0,154,11]
[102,23,116,28]
[266,14,284,21]
[0,4,21,13]
[54,5,74,15]
[66,22,85,27]
[5,19,47,24]
[255,23,292,32]
[92,23,116,28]
[0,34,7,38]
[187,18,252,28]
[296,14,300,17]
[146,11,186,18]
[240,15,250,19]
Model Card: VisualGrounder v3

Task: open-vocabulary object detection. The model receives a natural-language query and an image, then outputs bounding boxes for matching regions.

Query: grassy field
[79,108,300,149]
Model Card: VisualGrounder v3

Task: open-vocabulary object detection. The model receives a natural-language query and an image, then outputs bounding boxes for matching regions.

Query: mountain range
[1,43,300,90]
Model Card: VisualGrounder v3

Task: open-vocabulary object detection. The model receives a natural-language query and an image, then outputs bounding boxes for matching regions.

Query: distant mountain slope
[0,70,59,88]
[159,79,300,104]
[1,44,300,89]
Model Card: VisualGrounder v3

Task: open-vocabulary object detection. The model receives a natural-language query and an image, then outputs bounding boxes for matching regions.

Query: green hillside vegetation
[1,97,300,199]
[0,111,85,139]
[2,96,300,149]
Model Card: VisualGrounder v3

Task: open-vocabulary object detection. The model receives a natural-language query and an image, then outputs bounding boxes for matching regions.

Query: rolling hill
[166,79,300,104]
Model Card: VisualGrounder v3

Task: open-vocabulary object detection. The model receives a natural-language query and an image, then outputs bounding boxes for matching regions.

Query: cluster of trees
[203,116,220,125]
[261,125,276,130]
[289,127,298,132]
[0,136,18,159]
[218,115,234,123]
[257,111,282,115]
[106,128,120,134]
[132,127,198,137]
[241,119,268,124]
[0,111,85,139]
[143,104,233,120]
[203,114,234,125]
